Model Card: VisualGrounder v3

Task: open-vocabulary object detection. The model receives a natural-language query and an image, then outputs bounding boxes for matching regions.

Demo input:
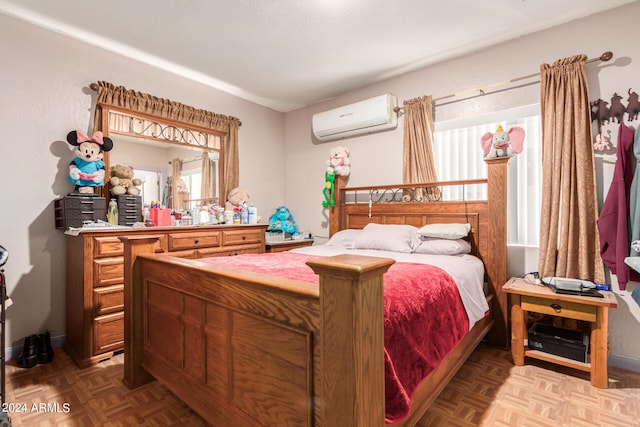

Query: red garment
[597,122,637,290]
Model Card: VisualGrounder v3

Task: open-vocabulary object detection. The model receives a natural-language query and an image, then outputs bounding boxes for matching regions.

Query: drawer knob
[194,239,200,245]
[242,235,247,240]
[550,303,562,313]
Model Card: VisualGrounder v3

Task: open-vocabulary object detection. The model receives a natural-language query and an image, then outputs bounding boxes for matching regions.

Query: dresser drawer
[94,237,123,258]
[168,231,221,251]
[521,295,597,322]
[93,312,124,354]
[201,243,264,257]
[222,228,264,246]
[93,285,124,316]
[93,257,123,287]
[93,236,164,257]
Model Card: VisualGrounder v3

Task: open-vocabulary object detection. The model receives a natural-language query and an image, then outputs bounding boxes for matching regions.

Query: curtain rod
[393,51,613,112]
[169,155,204,164]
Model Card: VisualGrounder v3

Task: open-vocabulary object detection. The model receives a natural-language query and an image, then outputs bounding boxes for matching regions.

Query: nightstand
[503,277,618,388]
[265,239,314,253]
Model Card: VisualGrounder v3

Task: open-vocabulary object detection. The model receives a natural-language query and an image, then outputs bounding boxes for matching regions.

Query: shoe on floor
[37,330,54,364]
[17,334,38,368]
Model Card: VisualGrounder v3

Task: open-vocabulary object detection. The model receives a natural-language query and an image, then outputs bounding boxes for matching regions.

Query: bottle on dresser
[248,203,258,224]
[107,199,118,225]
[240,202,249,225]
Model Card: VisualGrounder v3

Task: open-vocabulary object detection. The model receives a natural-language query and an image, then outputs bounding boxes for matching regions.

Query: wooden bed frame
[120,157,509,426]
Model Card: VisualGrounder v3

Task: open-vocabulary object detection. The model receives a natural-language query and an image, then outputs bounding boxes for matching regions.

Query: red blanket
[198,252,469,423]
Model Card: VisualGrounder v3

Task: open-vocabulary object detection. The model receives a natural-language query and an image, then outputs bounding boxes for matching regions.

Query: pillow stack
[326,222,472,255]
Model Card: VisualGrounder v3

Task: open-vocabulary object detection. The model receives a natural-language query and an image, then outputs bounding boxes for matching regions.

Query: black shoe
[17,334,38,368]
[36,330,54,364]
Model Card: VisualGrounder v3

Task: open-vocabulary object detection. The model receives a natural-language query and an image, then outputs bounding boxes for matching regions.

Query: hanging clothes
[597,121,637,290]
[630,127,640,255]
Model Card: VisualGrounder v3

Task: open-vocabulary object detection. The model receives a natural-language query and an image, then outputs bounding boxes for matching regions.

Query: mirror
[96,105,224,212]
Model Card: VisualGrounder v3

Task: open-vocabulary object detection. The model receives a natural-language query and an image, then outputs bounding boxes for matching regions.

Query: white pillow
[352,223,421,253]
[326,229,362,247]
[413,237,471,255]
[417,223,471,240]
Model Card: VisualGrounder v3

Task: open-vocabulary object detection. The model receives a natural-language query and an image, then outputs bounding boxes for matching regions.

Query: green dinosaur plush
[322,169,336,208]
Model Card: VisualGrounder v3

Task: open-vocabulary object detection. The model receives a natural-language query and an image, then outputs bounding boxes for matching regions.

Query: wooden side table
[265,239,314,253]
[503,277,618,388]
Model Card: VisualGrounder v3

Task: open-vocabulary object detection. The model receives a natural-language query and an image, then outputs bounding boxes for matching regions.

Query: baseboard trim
[609,354,640,373]
[6,334,640,375]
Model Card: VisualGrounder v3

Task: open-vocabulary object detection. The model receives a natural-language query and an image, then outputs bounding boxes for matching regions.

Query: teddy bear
[225,187,251,211]
[109,164,143,196]
[322,146,350,208]
[327,145,351,176]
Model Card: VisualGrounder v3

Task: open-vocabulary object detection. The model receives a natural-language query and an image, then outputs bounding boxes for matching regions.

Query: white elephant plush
[480,125,525,159]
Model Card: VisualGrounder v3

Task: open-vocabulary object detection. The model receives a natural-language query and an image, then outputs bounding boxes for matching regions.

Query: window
[434,104,542,246]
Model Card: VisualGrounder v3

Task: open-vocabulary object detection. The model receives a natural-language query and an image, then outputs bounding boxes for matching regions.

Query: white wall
[283,2,640,367]
[0,13,286,353]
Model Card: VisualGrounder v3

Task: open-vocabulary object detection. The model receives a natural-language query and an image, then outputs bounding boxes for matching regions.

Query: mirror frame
[94,103,226,208]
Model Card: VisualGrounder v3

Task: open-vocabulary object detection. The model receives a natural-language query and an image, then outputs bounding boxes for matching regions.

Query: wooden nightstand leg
[510,294,525,365]
[590,306,609,388]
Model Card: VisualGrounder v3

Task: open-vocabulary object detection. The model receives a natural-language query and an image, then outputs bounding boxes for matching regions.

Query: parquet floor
[3,343,640,426]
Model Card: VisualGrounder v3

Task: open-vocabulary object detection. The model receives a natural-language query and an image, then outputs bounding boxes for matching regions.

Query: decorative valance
[93,81,241,130]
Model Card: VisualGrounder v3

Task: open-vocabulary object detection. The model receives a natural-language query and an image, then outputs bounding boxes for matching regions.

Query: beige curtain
[171,159,182,210]
[201,153,214,202]
[402,96,440,200]
[538,55,605,282]
[93,80,241,204]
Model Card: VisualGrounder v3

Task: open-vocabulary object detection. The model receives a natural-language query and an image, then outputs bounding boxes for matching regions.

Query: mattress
[291,244,489,329]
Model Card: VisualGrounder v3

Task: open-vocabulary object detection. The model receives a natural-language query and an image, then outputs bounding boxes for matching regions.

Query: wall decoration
[591,88,638,153]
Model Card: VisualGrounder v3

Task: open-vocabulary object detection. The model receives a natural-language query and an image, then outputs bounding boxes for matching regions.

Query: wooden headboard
[329,157,510,346]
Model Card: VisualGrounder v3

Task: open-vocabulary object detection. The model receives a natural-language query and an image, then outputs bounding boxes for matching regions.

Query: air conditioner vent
[312,94,398,142]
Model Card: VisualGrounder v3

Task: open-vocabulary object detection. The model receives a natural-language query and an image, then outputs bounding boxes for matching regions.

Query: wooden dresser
[64,224,266,368]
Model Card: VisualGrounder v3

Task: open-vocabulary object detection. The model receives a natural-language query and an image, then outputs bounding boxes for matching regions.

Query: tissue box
[149,207,171,226]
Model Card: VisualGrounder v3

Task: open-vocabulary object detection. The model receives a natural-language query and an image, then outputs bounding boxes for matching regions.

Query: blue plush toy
[268,206,298,234]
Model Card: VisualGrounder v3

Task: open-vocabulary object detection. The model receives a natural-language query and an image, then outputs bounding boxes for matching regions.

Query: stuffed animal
[480,125,525,159]
[327,145,351,176]
[66,130,114,194]
[268,206,298,234]
[109,164,143,196]
[225,187,250,211]
[322,169,336,208]
[322,146,350,208]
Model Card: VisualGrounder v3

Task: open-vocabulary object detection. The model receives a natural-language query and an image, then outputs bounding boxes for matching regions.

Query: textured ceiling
[0,0,635,112]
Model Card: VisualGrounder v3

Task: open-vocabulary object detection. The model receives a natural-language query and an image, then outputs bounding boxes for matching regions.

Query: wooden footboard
[120,157,509,426]
[122,236,394,426]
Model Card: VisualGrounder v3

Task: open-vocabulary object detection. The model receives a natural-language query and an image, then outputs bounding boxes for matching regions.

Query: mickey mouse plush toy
[66,130,114,194]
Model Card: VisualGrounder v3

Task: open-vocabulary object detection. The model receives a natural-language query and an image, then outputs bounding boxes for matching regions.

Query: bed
[120,157,510,426]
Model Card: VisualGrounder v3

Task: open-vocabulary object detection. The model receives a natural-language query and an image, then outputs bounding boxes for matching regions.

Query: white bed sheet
[290,245,489,330]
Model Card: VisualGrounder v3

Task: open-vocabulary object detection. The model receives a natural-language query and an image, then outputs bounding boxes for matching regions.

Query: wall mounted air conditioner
[312,94,398,142]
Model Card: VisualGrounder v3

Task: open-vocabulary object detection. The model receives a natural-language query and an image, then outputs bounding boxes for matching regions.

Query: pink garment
[597,122,638,290]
